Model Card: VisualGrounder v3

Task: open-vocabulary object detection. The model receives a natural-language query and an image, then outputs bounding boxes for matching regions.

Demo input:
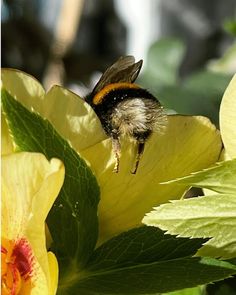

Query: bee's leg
[131,131,150,174]
[111,134,121,173]
[131,140,145,174]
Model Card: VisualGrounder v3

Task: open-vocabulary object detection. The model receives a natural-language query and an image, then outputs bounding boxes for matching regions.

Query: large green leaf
[1,89,100,272]
[143,193,236,259]
[143,160,236,259]
[57,227,236,294]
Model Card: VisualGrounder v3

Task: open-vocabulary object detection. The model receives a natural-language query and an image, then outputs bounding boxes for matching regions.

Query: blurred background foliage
[2,0,236,125]
[138,38,233,124]
[1,1,236,293]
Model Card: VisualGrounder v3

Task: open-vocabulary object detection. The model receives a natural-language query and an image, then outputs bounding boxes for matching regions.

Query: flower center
[1,238,35,295]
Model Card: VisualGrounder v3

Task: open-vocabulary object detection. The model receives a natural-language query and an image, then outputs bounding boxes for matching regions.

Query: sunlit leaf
[143,160,236,259]
[163,159,236,194]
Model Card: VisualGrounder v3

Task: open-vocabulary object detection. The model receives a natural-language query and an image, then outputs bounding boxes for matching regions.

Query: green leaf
[164,159,236,194]
[224,20,236,37]
[87,227,207,271]
[155,86,219,122]
[1,89,100,271]
[57,227,236,294]
[184,71,232,100]
[143,194,236,259]
[155,71,231,124]
[143,160,236,259]
[165,286,205,295]
[140,38,185,89]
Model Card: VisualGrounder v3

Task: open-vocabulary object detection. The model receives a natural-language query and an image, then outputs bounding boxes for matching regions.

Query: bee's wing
[92,56,143,94]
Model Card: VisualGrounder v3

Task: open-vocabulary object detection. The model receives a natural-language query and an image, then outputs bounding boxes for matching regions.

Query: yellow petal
[47,252,59,295]
[1,69,45,157]
[81,115,222,244]
[220,74,236,158]
[42,86,107,151]
[1,152,65,294]
[1,68,45,113]
[1,69,107,151]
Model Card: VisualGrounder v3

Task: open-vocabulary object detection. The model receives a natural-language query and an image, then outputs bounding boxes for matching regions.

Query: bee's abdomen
[111,98,165,139]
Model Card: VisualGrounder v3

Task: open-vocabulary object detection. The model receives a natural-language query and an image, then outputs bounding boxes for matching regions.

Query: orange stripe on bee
[93,83,140,105]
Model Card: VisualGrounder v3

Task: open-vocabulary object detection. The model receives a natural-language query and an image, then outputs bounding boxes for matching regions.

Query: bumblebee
[86,56,167,174]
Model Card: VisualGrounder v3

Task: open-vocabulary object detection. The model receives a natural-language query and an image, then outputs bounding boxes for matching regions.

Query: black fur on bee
[85,56,167,174]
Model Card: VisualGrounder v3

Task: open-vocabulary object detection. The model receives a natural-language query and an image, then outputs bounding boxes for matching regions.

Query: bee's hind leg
[131,131,151,174]
[131,141,145,174]
[111,133,121,173]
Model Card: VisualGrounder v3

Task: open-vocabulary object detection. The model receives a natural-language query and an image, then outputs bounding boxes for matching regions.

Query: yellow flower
[220,74,236,159]
[1,69,222,244]
[1,152,65,294]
